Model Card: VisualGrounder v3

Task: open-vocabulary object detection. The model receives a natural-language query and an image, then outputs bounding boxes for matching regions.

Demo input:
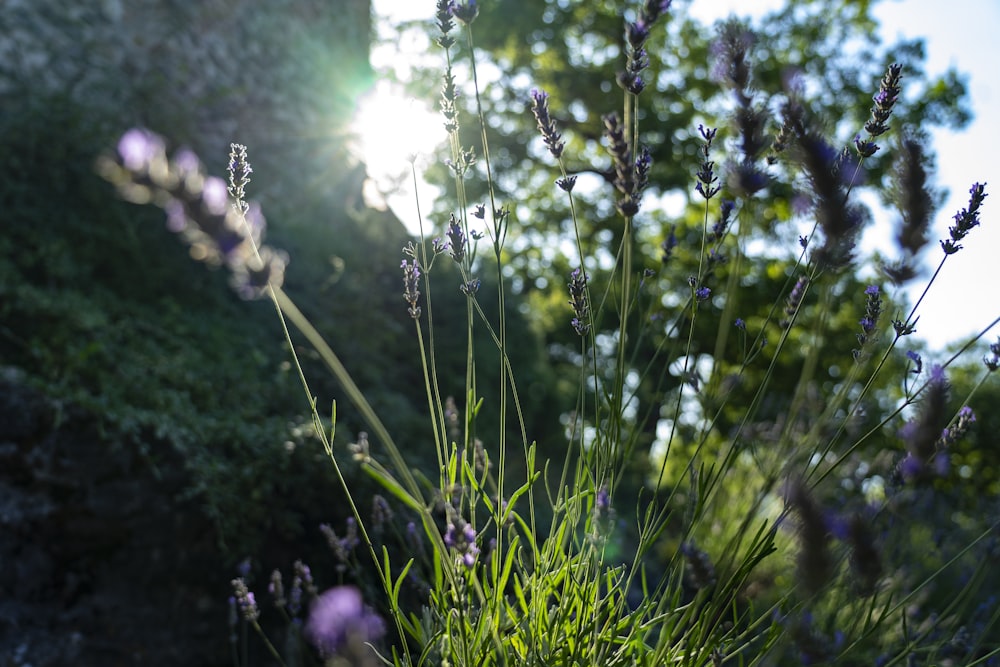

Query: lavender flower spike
[402,259,422,319]
[864,63,903,139]
[568,268,591,336]
[227,143,252,214]
[941,182,988,255]
[530,89,565,159]
[305,587,386,658]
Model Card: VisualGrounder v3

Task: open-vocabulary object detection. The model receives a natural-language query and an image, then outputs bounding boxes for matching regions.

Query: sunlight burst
[349,80,445,217]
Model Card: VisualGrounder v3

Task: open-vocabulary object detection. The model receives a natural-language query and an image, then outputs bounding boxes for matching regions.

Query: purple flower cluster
[602,112,651,217]
[401,259,422,319]
[985,338,1000,372]
[435,0,456,48]
[858,63,903,155]
[618,1,672,94]
[939,406,976,449]
[305,586,386,658]
[591,485,616,532]
[446,213,467,263]
[568,268,591,336]
[269,569,286,609]
[451,0,478,25]
[289,560,317,617]
[530,89,565,160]
[799,133,864,267]
[660,225,678,265]
[897,365,949,481]
[680,541,716,590]
[444,520,480,568]
[231,577,260,622]
[227,143,252,215]
[695,125,721,200]
[320,518,360,570]
[853,285,883,360]
[781,275,809,328]
[941,182,988,255]
[440,66,459,133]
[712,200,735,241]
[99,129,287,299]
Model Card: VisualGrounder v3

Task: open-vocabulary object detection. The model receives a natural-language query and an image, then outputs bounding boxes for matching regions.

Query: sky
[366,0,999,352]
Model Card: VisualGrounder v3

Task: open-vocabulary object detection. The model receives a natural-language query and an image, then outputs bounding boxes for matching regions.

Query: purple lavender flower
[941,182,988,255]
[680,541,716,589]
[371,495,393,532]
[556,175,577,192]
[906,350,923,375]
[898,364,949,480]
[401,259,422,319]
[616,3,670,97]
[269,570,286,609]
[854,284,883,359]
[231,578,259,622]
[227,143,252,214]
[939,406,976,448]
[661,226,678,264]
[117,128,165,171]
[695,286,711,301]
[694,125,721,200]
[635,145,652,194]
[734,318,746,330]
[568,268,591,336]
[305,587,386,658]
[884,138,934,284]
[782,275,808,328]
[461,278,481,295]
[444,520,480,568]
[101,129,288,300]
[863,63,903,140]
[202,176,229,216]
[595,486,610,512]
[443,522,457,548]
[530,88,565,160]
[710,21,753,90]
[436,0,456,47]
[445,213,466,263]
[603,112,640,216]
[712,199,735,240]
[452,0,478,24]
[406,521,424,552]
[985,337,1000,371]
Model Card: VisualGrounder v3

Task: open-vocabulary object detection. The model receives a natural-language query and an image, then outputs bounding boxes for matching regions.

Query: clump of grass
[103,1,1000,665]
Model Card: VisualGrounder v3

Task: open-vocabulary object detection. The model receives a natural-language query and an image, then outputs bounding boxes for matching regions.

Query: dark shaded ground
[0,368,227,666]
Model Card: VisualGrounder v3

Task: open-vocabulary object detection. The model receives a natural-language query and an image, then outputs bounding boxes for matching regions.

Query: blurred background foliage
[1,0,998,662]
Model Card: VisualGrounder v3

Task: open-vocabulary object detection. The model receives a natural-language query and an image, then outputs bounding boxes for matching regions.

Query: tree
[371,5,997,650]
[383,0,972,480]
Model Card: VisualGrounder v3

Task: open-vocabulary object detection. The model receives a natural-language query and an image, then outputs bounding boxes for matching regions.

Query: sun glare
[350,81,445,215]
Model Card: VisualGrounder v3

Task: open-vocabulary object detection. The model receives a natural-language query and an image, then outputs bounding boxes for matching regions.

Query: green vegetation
[4,0,999,665]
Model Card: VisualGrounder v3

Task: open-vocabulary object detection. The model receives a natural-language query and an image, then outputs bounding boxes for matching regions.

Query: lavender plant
[101,1,1000,665]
